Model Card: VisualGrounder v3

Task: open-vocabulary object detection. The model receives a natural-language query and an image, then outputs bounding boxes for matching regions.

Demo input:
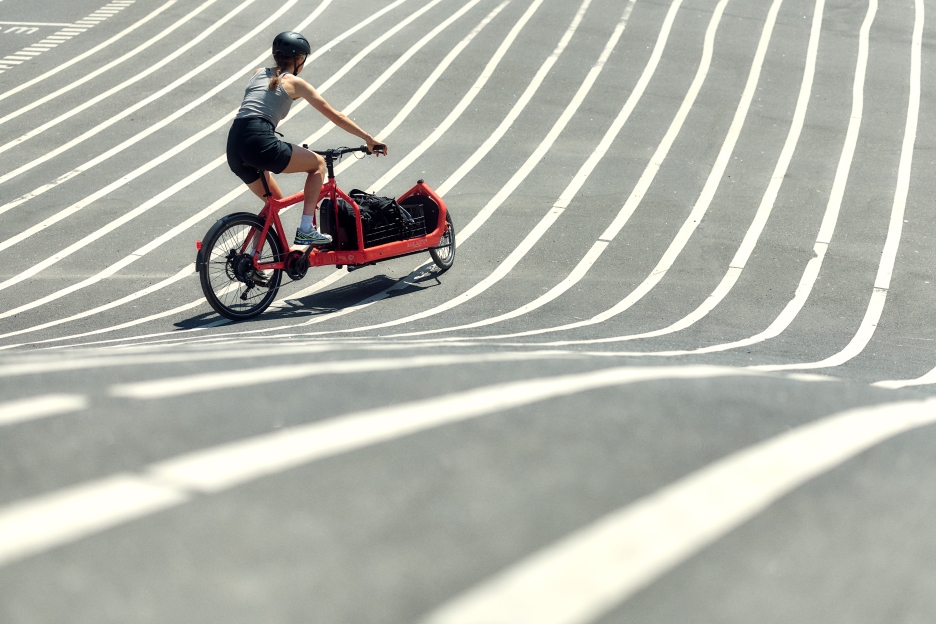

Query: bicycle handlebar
[308,145,385,158]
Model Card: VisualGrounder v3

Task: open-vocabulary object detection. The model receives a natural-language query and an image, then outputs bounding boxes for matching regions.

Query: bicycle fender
[195,212,258,271]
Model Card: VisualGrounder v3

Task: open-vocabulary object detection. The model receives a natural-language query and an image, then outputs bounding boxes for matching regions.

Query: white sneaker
[294,227,332,247]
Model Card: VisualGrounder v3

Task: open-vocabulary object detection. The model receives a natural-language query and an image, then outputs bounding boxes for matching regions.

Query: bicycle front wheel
[199,213,284,321]
[429,213,455,272]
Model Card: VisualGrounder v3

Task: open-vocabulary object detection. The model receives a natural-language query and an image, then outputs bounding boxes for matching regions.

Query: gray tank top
[234,68,294,127]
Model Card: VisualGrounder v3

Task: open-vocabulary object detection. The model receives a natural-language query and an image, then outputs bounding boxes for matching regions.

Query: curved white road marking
[0,0,440,304]
[0,0,307,218]
[293,0,712,336]
[366,0,567,196]
[0,0,497,339]
[498,0,877,350]
[395,0,785,339]
[0,475,190,569]
[758,0,921,372]
[0,0,223,137]
[0,0,506,347]
[0,0,308,190]
[0,394,88,426]
[162,0,639,344]
[0,2,136,74]
[0,343,357,378]
[100,0,558,344]
[0,364,763,567]
[0,0,174,103]
[25,0,680,352]
[421,395,936,624]
[0,0,430,220]
[490,0,822,347]
[0,0,539,349]
[109,351,579,399]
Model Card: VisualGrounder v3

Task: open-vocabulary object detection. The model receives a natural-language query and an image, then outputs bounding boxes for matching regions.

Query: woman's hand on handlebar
[365,138,388,156]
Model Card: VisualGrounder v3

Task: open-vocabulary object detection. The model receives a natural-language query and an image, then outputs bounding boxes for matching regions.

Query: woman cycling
[226,31,387,246]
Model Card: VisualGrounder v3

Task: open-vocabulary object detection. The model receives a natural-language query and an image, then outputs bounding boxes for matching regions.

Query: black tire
[199,214,283,320]
[429,213,455,272]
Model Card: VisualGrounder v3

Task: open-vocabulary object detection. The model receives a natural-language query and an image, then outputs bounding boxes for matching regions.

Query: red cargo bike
[196,145,455,320]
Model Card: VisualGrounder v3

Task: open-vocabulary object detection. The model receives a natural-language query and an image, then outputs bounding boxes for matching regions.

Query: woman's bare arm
[282,74,387,155]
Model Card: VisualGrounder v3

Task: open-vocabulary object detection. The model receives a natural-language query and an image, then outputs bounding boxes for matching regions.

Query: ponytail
[268,65,285,90]
[268,54,303,90]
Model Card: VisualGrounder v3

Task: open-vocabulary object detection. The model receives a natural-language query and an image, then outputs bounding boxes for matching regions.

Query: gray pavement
[1,0,935,621]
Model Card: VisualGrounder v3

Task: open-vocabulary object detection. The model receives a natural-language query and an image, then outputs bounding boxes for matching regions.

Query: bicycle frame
[248,153,449,272]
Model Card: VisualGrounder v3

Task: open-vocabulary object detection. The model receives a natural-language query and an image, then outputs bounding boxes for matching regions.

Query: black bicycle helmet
[272,31,311,58]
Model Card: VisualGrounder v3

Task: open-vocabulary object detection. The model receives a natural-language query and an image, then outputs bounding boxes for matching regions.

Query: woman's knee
[311,152,325,176]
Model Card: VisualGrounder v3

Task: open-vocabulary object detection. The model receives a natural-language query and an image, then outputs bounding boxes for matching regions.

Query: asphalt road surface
[1,0,935,622]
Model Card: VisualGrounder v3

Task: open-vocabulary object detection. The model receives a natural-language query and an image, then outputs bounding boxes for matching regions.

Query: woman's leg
[280,144,326,216]
[245,172,283,201]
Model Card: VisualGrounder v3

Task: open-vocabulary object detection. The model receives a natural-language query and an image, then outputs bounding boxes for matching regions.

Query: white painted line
[320,0,704,336]
[421,396,936,624]
[0,0,335,215]
[0,176,244,316]
[0,0,498,348]
[348,0,510,156]
[0,343,345,377]
[0,267,194,342]
[0,475,189,567]
[110,352,574,400]
[295,0,501,153]
[0,21,75,26]
[4,56,32,61]
[389,0,704,338]
[876,370,936,390]
[216,0,616,337]
[36,0,654,352]
[0,0,242,145]
[0,0,163,99]
[515,0,875,353]
[149,367,754,493]
[450,0,749,341]
[0,0,299,192]
[368,0,560,195]
[758,0,921,373]
[0,365,757,567]
[0,0,485,322]
[0,266,346,350]
[0,0,500,333]
[13,51,42,56]
[0,394,87,426]
[427,0,785,341]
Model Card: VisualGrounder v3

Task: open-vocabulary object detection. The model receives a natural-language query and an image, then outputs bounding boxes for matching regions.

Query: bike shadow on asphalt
[174,267,446,328]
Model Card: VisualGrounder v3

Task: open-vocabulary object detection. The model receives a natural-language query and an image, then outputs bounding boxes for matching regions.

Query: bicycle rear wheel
[199,213,283,320]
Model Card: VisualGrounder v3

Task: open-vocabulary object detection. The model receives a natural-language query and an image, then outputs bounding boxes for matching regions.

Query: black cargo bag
[348,189,425,247]
[318,197,358,250]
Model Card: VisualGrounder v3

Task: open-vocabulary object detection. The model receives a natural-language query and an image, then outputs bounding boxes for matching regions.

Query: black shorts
[226,117,294,184]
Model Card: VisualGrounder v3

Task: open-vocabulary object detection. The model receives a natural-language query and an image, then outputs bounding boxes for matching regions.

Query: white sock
[300,215,314,232]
